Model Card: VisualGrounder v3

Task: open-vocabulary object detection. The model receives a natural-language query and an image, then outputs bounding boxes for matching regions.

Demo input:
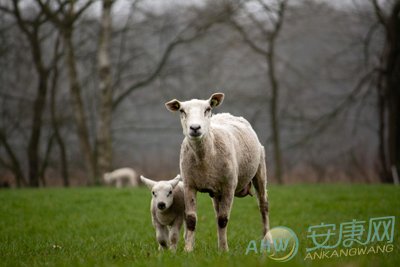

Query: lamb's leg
[184,187,197,252]
[155,224,169,250]
[252,148,271,241]
[169,216,183,252]
[183,223,187,244]
[216,191,234,251]
[116,178,122,188]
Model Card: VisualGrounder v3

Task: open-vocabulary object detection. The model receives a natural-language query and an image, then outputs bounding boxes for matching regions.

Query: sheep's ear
[165,99,181,112]
[209,93,224,108]
[169,174,181,188]
[140,175,156,189]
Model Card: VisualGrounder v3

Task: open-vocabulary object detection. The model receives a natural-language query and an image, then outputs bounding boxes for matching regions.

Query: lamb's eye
[152,191,156,196]
[169,191,172,195]
[180,109,186,116]
[205,107,211,115]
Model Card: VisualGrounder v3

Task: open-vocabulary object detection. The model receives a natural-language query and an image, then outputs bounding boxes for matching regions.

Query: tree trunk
[267,40,283,184]
[14,13,50,187]
[97,0,114,180]
[39,133,55,187]
[50,47,70,187]
[385,1,400,183]
[378,90,390,181]
[376,1,400,183]
[0,131,26,187]
[63,29,97,185]
[27,70,48,187]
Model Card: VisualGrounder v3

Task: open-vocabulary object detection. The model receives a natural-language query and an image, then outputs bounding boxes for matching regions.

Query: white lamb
[140,174,185,252]
[103,168,138,188]
[165,92,271,252]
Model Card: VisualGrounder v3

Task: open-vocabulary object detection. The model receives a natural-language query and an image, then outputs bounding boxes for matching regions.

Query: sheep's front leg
[184,187,197,252]
[155,223,169,250]
[116,178,123,188]
[169,216,183,252]
[216,190,234,251]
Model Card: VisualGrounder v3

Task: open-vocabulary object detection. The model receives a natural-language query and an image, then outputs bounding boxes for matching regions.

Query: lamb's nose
[157,202,166,210]
[190,124,201,132]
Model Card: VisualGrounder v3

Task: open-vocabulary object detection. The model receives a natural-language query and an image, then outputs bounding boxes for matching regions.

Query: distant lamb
[140,174,185,251]
[103,168,138,188]
[165,92,270,252]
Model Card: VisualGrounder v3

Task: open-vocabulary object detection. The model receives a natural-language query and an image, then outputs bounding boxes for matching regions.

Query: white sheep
[140,174,185,252]
[165,93,271,252]
[103,168,138,188]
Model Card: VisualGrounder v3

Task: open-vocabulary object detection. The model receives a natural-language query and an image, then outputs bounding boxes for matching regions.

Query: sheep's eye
[180,109,186,116]
[152,191,156,196]
[205,107,211,115]
[169,190,172,195]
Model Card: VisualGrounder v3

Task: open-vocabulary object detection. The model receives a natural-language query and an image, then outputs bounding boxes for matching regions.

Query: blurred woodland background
[0,0,399,187]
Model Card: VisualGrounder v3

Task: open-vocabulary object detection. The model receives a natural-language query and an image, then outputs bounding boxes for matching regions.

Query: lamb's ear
[209,93,224,108]
[165,99,181,112]
[140,175,156,189]
[169,174,181,188]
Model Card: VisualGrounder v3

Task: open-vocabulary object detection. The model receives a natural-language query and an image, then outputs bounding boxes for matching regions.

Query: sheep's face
[140,175,181,211]
[165,93,224,141]
[151,182,175,210]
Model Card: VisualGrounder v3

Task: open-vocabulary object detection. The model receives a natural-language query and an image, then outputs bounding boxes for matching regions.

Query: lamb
[165,92,271,252]
[103,168,138,188]
[140,174,185,252]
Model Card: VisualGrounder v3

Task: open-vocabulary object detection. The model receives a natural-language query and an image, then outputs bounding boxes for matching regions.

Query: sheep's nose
[190,124,201,132]
[157,202,166,210]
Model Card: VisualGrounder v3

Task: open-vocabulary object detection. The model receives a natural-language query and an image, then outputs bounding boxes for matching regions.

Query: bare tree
[0,0,64,187]
[111,7,223,109]
[97,0,114,178]
[36,0,219,184]
[36,0,98,184]
[228,0,288,183]
[49,34,70,186]
[372,0,400,183]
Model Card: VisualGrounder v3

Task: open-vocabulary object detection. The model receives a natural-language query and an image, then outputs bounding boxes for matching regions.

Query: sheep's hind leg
[252,148,271,242]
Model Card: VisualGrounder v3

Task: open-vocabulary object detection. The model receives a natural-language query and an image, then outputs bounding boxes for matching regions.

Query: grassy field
[0,184,399,267]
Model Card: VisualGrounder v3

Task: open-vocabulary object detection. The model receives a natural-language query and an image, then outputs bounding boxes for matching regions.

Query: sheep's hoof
[158,241,168,251]
[263,231,273,246]
[218,246,229,252]
[169,244,177,253]
[184,245,193,252]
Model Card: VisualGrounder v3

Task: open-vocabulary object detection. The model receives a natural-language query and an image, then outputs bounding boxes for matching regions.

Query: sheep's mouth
[189,132,203,139]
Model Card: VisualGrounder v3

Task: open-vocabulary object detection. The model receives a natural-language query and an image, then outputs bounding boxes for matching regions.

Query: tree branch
[286,68,378,149]
[112,25,209,109]
[35,0,62,26]
[372,0,387,26]
[229,17,269,56]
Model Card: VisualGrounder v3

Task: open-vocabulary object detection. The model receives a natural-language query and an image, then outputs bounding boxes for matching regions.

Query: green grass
[0,185,399,267]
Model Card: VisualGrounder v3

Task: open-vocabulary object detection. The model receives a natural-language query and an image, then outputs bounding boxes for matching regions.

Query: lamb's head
[140,174,181,211]
[165,93,224,141]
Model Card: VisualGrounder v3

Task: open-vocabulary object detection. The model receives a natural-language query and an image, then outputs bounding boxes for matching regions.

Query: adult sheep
[165,92,270,252]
